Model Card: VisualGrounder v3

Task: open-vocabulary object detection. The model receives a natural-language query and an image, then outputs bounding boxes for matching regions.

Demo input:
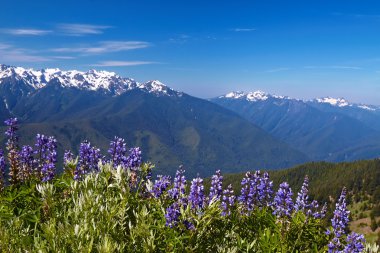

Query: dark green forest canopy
[217,159,380,204]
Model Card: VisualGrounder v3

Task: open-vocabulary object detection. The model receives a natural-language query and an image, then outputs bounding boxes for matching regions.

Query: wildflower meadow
[0,118,370,252]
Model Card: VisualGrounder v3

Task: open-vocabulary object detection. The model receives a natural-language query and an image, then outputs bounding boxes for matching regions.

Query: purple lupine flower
[4,118,18,150]
[292,177,326,219]
[5,118,20,185]
[18,145,35,182]
[247,170,263,210]
[221,184,235,216]
[145,166,152,181]
[125,147,142,170]
[41,136,57,182]
[257,171,273,208]
[273,182,294,218]
[307,200,328,219]
[344,232,365,253]
[165,202,181,228]
[168,168,186,200]
[209,170,223,203]
[34,134,57,182]
[74,141,101,180]
[89,146,101,172]
[189,177,204,210]
[327,188,350,253]
[0,149,6,191]
[238,172,252,211]
[152,175,172,198]
[63,150,74,166]
[34,134,48,178]
[295,176,310,212]
[108,136,127,167]
[319,202,328,219]
[183,219,195,230]
[239,171,273,213]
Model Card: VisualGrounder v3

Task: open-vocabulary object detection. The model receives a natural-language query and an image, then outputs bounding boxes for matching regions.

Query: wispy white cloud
[332,12,380,19]
[91,61,156,67]
[51,56,76,60]
[0,43,75,63]
[0,44,51,62]
[169,34,192,44]
[304,65,362,70]
[1,28,52,36]
[169,34,217,44]
[51,41,151,54]
[1,24,112,36]
[57,23,112,36]
[352,14,380,18]
[231,28,256,32]
[266,67,290,73]
[0,43,12,50]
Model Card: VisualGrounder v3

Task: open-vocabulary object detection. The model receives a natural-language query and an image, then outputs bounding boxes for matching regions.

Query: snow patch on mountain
[357,105,377,111]
[220,90,290,102]
[315,97,349,107]
[224,91,246,99]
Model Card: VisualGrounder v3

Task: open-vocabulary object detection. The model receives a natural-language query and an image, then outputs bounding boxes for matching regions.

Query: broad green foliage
[0,162,331,252]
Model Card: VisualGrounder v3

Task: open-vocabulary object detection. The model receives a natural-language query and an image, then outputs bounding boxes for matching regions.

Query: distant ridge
[218,89,379,110]
[212,90,380,162]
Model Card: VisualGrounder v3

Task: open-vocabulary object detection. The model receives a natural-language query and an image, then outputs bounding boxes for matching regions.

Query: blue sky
[1,0,380,104]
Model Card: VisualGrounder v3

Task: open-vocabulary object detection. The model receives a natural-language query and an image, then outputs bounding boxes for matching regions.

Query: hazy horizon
[1,0,380,104]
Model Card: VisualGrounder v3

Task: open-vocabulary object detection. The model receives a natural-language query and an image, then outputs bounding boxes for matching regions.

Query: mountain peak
[0,64,180,97]
[223,91,246,99]
[220,90,288,101]
[140,80,182,96]
[246,90,270,101]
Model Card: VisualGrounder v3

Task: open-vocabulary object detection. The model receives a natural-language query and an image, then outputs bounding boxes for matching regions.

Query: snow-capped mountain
[0,64,181,97]
[218,90,379,111]
[310,97,379,111]
[220,90,289,102]
[212,90,380,162]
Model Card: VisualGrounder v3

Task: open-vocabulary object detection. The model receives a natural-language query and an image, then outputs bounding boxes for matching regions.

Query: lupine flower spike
[273,182,294,218]
[108,137,127,167]
[344,232,365,253]
[189,176,204,210]
[168,168,186,200]
[165,202,181,228]
[126,147,142,170]
[74,141,101,180]
[295,175,310,212]
[152,175,171,198]
[327,187,350,252]
[258,172,273,208]
[34,134,57,182]
[5,118,20,185]
[221,184,235,216]
[238,172,252,213]
[209,170,223,203]
[0,149,6,191]
[63,150,74,166]
[19,145,34,182]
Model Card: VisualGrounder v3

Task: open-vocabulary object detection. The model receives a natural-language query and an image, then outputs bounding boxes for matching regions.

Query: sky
[1,0,380,104]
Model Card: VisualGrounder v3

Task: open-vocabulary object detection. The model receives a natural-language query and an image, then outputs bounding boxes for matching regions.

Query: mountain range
[212,91,380,162]
[0,64,307,176]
